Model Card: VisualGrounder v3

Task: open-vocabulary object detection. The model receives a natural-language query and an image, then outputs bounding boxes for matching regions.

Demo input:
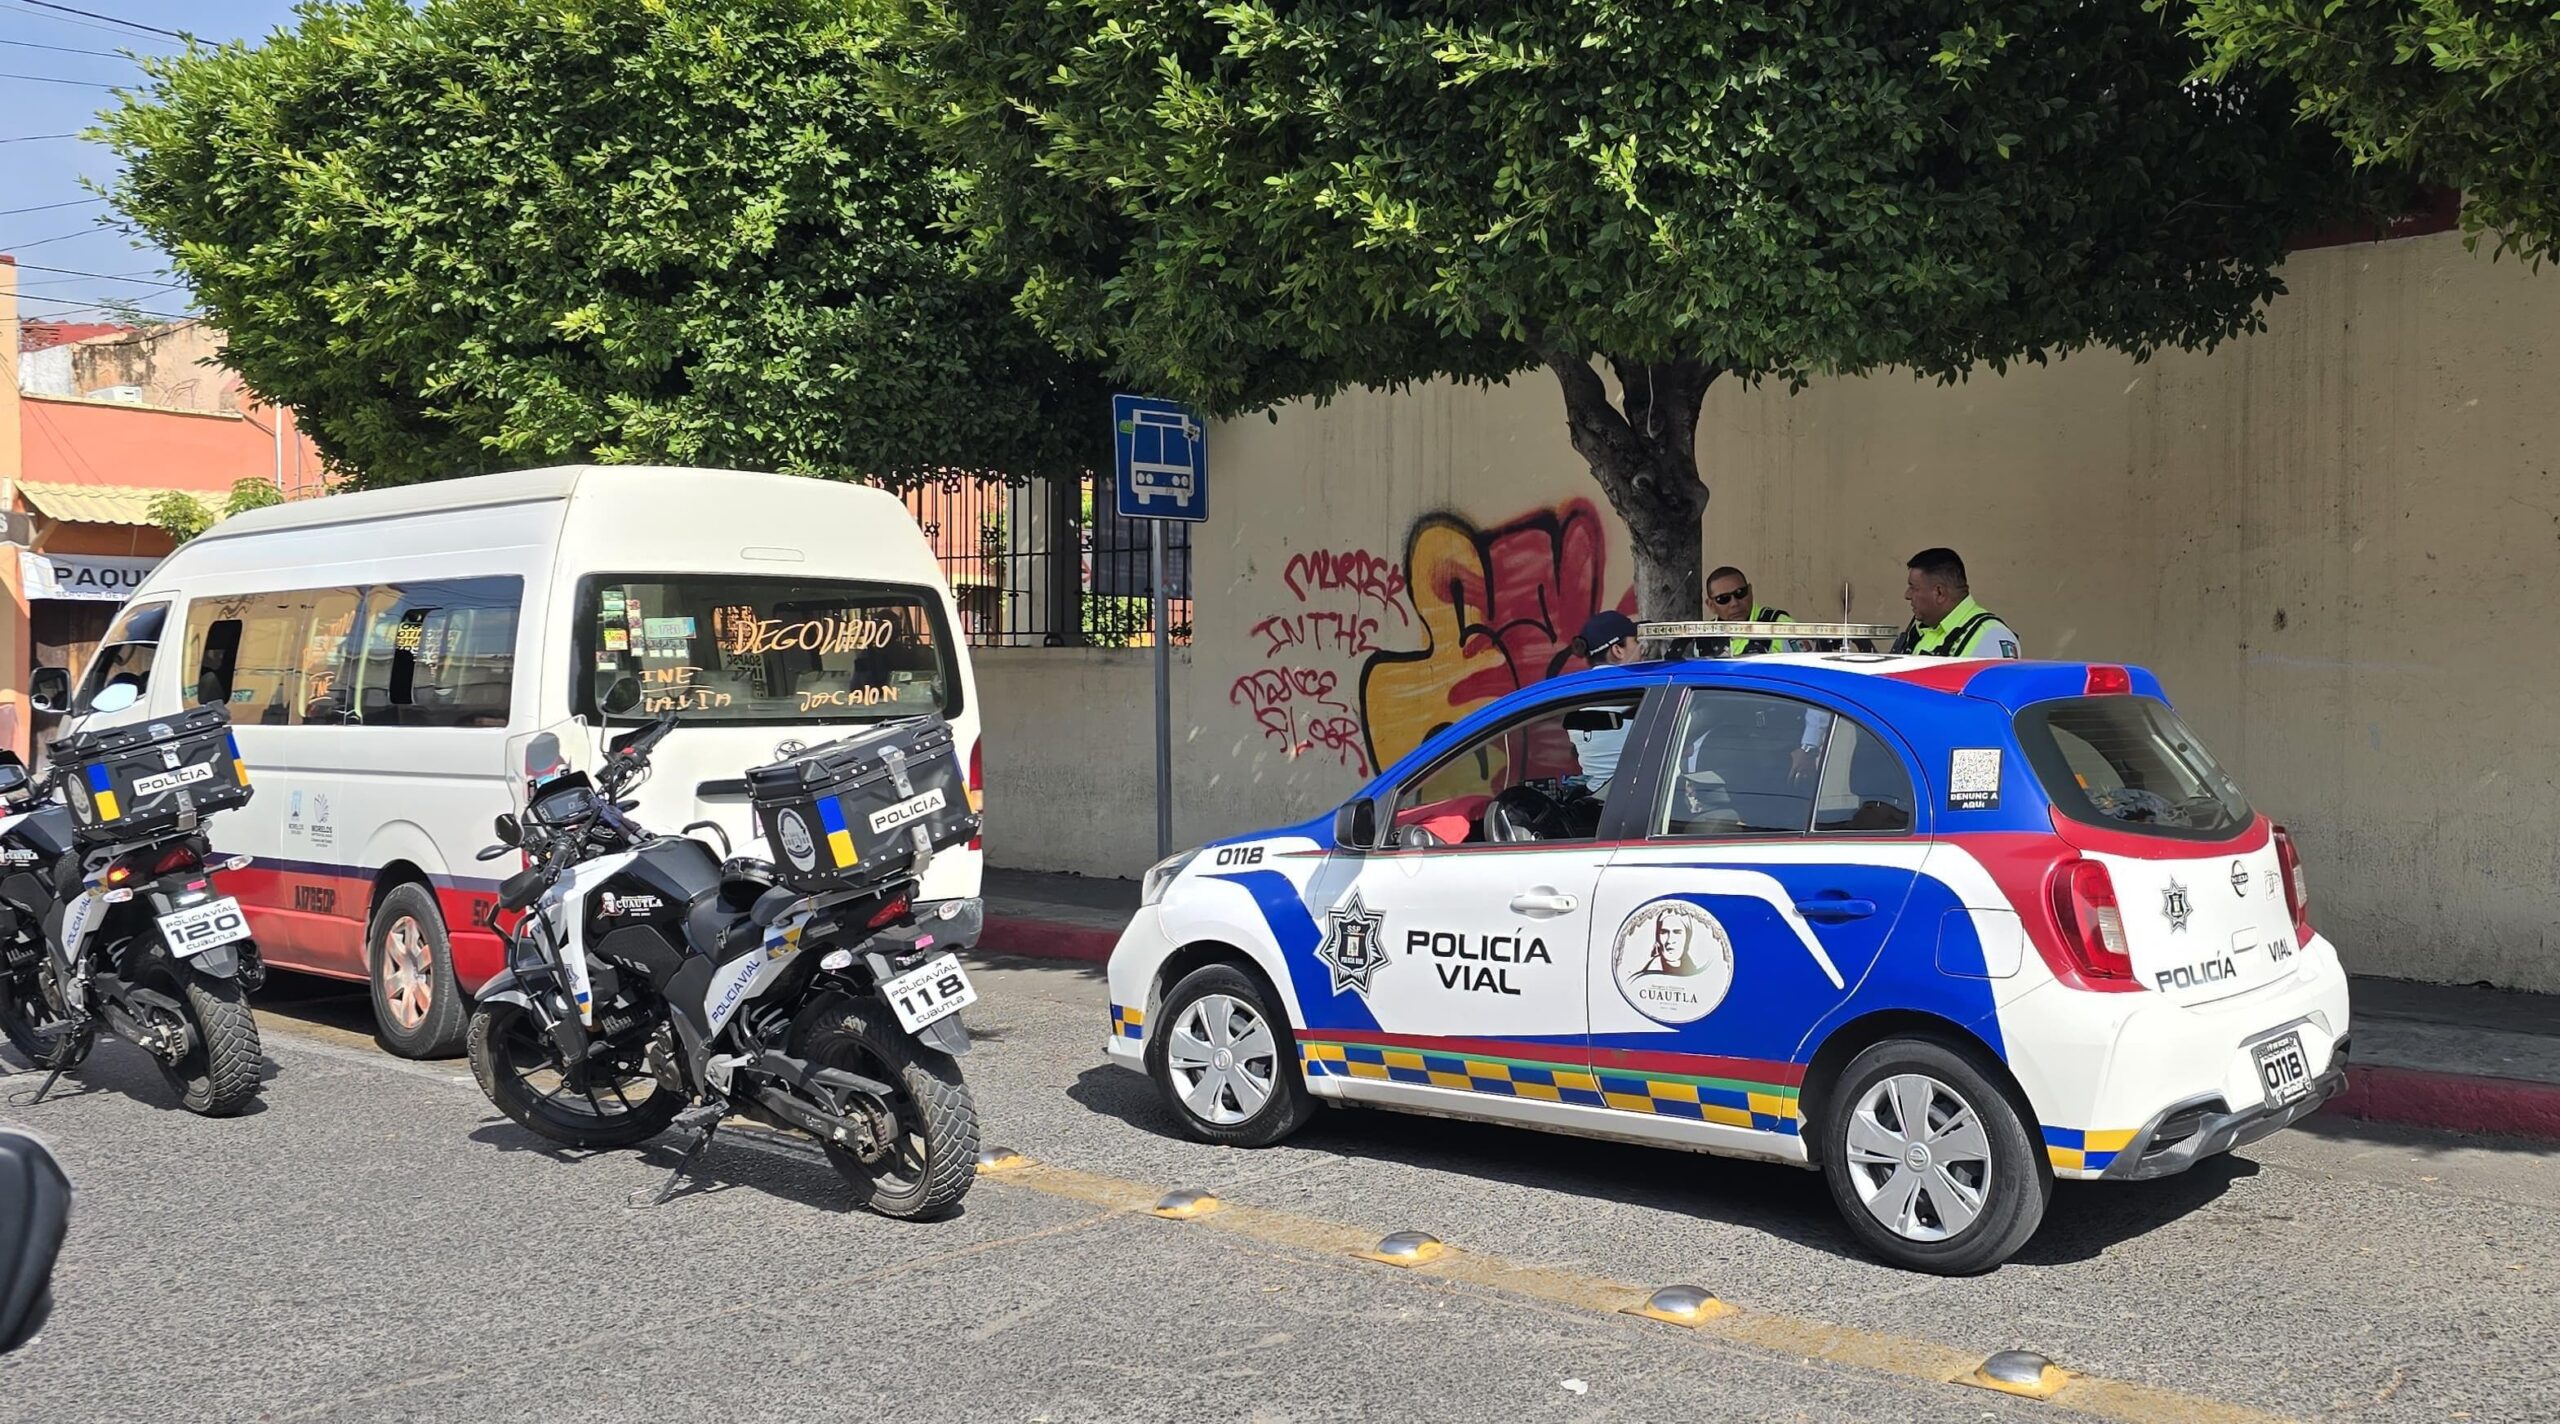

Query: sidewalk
[977,868,2560,1143]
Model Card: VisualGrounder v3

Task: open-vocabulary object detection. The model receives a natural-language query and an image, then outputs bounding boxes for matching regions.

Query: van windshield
[2015,696,2252,841]
[578,576,958,725]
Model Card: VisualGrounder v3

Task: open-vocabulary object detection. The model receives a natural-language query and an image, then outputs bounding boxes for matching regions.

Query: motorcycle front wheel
[0,951,72,1067]
[467,1001,683,1150]
[790,994,978,1220]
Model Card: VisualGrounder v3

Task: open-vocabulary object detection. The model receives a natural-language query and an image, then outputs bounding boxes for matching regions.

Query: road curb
[979,911,1118,964]
[2324,1062,2560,1143]
[977,908,2560,1143]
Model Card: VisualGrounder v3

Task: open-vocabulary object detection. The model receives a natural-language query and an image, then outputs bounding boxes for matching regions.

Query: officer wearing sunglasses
[1703,567,1802,655]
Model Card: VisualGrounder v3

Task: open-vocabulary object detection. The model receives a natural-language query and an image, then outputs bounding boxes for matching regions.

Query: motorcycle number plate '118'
[881,953,976,1034]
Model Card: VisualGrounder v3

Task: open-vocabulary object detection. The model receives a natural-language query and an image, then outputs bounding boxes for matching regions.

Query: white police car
[1105,639,2350,1273]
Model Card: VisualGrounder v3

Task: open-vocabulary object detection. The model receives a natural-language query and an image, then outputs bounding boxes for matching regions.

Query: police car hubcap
[1845,1073,1992,1242]
[1166,993,1279,1126]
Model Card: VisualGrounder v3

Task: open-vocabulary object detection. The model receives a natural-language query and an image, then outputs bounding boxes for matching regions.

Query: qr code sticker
[1948,748,2001,811]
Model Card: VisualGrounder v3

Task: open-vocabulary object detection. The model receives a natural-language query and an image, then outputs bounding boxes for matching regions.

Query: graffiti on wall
[1232,498,1635,781]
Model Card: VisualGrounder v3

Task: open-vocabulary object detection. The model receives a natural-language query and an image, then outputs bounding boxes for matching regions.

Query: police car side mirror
[1333,797,1378,852]
[26,667,68,716]
[0,1128,70,1356]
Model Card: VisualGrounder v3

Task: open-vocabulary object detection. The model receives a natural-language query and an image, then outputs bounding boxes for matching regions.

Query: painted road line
[251,1026,2293,1424]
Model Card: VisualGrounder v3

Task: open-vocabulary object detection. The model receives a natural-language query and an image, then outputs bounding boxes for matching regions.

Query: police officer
[1892,547,2021,659]
[1705,567,1800,655]
[1567,610,1641,784]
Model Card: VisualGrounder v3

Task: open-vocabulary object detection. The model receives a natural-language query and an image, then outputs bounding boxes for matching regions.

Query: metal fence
[891,473,1191,649]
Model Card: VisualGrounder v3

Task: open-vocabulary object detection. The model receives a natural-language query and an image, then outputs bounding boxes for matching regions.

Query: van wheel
[368,882,465,1059]
[1818,1038,2048,1275]
[1145,963,1312,1148]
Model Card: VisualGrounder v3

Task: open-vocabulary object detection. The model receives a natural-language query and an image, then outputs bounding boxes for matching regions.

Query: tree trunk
[1542,350,1719,621]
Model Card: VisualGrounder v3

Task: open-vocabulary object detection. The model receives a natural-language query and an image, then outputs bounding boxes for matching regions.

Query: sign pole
[1151,518,1171,859]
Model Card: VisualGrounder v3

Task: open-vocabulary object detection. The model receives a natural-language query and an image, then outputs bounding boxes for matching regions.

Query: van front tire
[367,882,466,1059]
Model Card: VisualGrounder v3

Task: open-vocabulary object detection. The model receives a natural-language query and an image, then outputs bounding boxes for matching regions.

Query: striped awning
[16,482,184,527]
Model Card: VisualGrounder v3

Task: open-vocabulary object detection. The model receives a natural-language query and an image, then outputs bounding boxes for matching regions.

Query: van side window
[184,588,365,726]
[341,578,523,729]
[73,601,170,714]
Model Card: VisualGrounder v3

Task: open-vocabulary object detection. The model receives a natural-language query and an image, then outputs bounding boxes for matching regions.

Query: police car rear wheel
[1819,1039,2047,1275]
[1147,964,1311,1148]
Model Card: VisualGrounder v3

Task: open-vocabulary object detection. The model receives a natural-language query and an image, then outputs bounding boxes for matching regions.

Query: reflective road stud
[1967,1350,2069,1400]
[975,1147,1028,1174]
[1623,1284,1733,1327]
[1358,1231,1445,1267]
[1152,1188,1222,1219]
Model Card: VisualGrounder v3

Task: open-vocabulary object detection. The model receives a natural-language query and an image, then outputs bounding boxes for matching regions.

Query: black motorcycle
[0,731,266,1117]
[465,697,983,1218]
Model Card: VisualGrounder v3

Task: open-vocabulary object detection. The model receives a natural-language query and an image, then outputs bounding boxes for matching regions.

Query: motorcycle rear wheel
[467,1001,683,1150]
[790,995,977,1220]
[147,961,264,1117]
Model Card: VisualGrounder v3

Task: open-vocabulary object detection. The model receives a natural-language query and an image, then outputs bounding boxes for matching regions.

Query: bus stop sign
[1113,395,1206,522]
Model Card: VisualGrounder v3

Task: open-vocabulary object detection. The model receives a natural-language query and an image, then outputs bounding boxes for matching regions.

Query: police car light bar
[1636,620,1905,656]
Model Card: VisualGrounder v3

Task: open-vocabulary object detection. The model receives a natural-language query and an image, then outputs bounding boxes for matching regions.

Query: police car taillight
[2050,859,2142,991]
[2272,824,2313,947]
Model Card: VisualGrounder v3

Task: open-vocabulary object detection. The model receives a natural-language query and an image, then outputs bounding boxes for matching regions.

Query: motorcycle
[464,689,982,1218]
[0,695,267,1117]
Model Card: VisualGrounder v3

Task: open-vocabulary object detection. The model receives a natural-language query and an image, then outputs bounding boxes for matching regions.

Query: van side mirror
[1333,797,1379,851]
[601,677,641,716]
[0,1128,70,1355]
[26,668,68,716]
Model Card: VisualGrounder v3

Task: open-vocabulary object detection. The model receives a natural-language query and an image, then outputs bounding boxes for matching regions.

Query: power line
[0,35,133,59]
[15,293,196,322]
[0,71,122,88]
[0,223,112,250]
[15,2,187,42]
[0,133,81,144]
[15,271,184,292]
[0,1,158,43]
[7,257,172,281]
[0,196,107,217]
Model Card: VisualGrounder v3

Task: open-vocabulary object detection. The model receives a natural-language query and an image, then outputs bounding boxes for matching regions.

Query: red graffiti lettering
[1253,611,1385,657]
[1283,549,1411,624]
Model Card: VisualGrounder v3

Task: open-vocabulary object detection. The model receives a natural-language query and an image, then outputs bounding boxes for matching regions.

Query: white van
[36,465,984,1057]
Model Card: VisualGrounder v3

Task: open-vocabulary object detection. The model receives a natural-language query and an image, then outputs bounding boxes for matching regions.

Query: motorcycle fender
[916,1011,971,1057]
[187,944,243,979]
[471,964,553,1014]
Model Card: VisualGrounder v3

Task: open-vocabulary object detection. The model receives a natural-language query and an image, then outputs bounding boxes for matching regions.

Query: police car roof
[1545,653,2168,717]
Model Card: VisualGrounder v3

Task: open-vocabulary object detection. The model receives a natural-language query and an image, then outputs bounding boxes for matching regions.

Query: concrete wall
[988,228,2560,992]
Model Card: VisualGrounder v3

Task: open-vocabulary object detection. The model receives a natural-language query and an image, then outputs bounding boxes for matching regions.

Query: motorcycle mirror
[601,676,642,716]
[0,1128,70,1356]
[493,812,520,847]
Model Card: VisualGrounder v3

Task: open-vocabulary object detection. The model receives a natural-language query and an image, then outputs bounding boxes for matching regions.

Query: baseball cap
[1578,610,1639,657]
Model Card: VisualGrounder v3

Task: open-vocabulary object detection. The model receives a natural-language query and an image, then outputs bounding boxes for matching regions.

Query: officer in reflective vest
[1705,566,1799,655]
[1892,547,2021,658]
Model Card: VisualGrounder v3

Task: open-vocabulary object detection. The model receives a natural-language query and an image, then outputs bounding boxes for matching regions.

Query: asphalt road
[2,956,2554,1424]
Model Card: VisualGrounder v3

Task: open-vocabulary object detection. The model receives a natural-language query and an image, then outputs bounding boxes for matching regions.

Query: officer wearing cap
[1567,611,1641,784]
[1892,547,2021,659]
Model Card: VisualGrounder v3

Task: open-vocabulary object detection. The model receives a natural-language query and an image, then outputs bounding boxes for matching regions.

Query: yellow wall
[977,227,2560,993]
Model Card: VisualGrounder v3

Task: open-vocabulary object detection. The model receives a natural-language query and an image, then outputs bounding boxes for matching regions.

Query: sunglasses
[1708,585,1752,608]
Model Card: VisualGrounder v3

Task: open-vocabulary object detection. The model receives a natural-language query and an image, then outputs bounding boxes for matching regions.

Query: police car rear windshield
[2014,696,2251,841]
[578,575,958,726]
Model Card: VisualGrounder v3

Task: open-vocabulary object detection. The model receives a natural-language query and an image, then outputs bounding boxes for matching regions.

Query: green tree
[875,1,2377,617]
[100,0,1107,490]
[2178,0,2559,262]
[150,477,289,544]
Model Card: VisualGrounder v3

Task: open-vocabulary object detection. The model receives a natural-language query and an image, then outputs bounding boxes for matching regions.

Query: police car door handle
[1509,888,1579,917]
[1795,897,1877,922]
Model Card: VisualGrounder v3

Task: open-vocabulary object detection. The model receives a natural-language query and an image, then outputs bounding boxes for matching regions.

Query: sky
[0,0,308,325]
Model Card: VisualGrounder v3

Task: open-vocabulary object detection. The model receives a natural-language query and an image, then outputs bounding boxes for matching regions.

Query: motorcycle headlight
[1141,849,1198,907]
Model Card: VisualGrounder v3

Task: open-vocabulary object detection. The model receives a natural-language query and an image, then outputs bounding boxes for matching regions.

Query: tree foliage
[101,0,1109,489]
[874,0,2378,615]
[2180,0,2560,263]
[151,477,287,544]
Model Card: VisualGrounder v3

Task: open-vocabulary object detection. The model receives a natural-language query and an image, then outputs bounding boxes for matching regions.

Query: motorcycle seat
[683,896,765,960]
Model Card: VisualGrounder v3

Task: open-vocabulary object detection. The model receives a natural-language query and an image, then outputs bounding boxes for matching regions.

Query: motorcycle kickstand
[10,1024,90,1107]
[629,1104,725,1210]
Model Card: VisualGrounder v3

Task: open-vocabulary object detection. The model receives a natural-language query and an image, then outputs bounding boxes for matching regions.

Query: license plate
[159,897,250,958]
[2253,1032,2312,1108]
[881,952,976,1033]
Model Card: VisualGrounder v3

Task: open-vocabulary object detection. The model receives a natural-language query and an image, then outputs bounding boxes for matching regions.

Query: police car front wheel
[1146,963,1312,1148]
[1818,1039,2048,1275]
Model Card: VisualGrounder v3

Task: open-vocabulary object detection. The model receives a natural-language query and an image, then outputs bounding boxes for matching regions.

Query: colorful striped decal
[816,796,857,868]
[84,762,120,822]
[2042,1125,2138,1172]
[227,735,251,786]
[1299,1034,1801,1135]
[1110,1003,1145,1042]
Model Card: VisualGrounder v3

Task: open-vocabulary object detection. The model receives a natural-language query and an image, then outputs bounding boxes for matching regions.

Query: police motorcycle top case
[1107,634,2351,1274]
